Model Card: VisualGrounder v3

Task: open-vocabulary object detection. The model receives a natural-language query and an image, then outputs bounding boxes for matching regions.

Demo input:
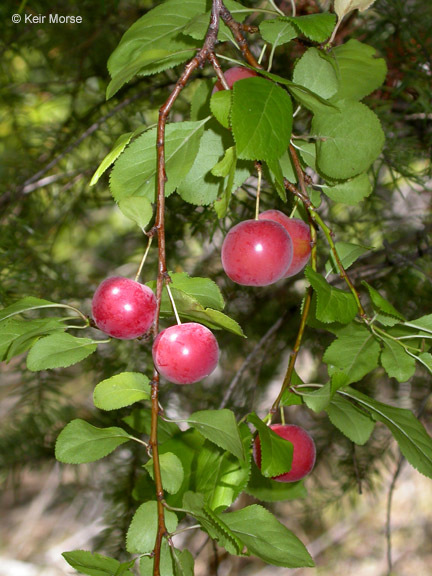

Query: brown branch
[219,4,261,69]
[151,2,225,574]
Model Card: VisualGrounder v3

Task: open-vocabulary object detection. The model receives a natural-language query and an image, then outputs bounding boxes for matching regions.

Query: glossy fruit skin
[253,424,316,483]
[152,322,220,385]
[221,219,293,286]
[212,66,258,93]
[92,276,156,340]
[259,210,311,277]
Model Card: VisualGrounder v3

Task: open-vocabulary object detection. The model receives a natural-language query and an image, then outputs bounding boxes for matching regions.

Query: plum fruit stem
[254,161,263,220]
[134,234,153,282]
[165,283,182,325]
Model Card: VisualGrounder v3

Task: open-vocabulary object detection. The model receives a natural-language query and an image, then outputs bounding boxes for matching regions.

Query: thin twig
[151,2,226,573]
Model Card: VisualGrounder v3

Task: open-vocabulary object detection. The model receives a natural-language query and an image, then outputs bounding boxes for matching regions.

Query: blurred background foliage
[1,0,431,575]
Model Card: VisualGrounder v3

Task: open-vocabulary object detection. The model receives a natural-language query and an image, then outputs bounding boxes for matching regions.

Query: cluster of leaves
[1,0,432,575]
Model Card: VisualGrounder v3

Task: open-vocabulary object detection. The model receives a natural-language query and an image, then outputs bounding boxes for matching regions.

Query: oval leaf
[220,504,314,567]
[144,452,184,495]
[26,333,98,371]
[93,372,151,411]
[312,100,385,179]
[55,419,131,464]
[126,501,178,554]
[188,409,245,461]
[232,77,292,162]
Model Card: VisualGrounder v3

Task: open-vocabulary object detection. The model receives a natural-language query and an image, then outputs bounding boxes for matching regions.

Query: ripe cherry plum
[212,66,258,93]
[221,219,293,286]
[259,210,311,277]
[253,424,316,482]
[92,276,156,339]
[152,322,219,385]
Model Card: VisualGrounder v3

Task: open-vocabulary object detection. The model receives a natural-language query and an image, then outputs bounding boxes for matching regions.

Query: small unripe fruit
[92,276,156,340]
[221,219,293,286]
[152,322,219,385]
[259,210,311,277]
[212,66,258,93]
[253,424,316,482]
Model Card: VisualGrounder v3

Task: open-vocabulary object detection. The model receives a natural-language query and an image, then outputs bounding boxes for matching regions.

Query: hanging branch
[271,148,318,414]
[287,145,367,319]
[151,1,238,573]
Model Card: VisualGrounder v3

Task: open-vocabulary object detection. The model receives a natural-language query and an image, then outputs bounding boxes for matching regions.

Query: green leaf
[0,318,65,362]
[145,452,184,495]
[293,47,338,99]
[182,492,243,555]
[326,394,375,445]
[55,419,131,464]
[325,241,371,275]
[247,413,294,478]
[323,323,381,384]
[312,100,385,179]
[169,272,225,311]
[330,38,386,101]
[160,430,205,508]
[126,501,178,554]
[259,19,296,47]
[110,119,209,203]
[0,297,66,322]
[340,387,432,478]
[305,267,358,324]
[26,333,98,371]
[93,372,151,411]
[362,282,405,320]
[220,504,314,567]
[190,79,212,121]
[280,389,304,406]
[62,550,134,576]
[296,141,317,170]
[195,437,251,511]
[418,352,432,373]
[106,0,206,97]
[231,77,292,162]
[171,548,194,576]
[188,409,245,460]
[108,49,196,100]
[90,127,146,186]
[118,197,153,229]
[323,173,373,205]
[288,13,337,42]
[303,382,332,412]
[380,338,416,382]
[254,68,337,115]
[177,128,226,206]
[211,146,236,178]
[404,315,432,335]
[149,282,244,336]
[210,90,232,129]
[245,462,307,502]
[213,149,250,218]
